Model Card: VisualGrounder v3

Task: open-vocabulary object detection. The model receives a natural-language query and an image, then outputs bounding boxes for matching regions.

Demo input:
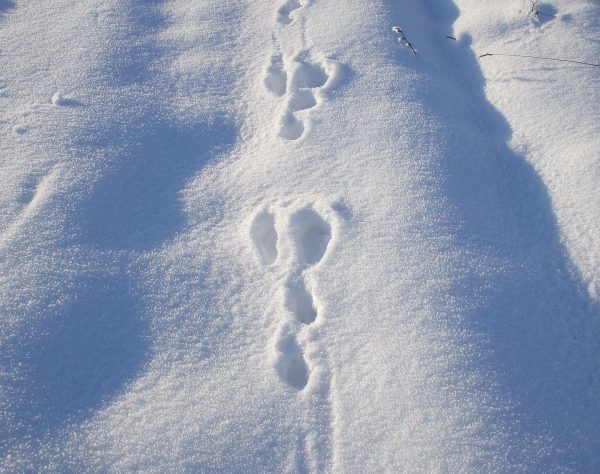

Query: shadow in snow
[69,0,237,251]
[0,0,14,14]
[100,0,168,87]
[533,4,558,25]
[0,261,149,446]
[75,116,236,251]
[54,97,85,108]
[391,0,600,470]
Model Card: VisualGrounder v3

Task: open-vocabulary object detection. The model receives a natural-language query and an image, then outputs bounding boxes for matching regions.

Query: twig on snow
[392,26,417,54]
[519,0,556,21]
[479,52,600,67]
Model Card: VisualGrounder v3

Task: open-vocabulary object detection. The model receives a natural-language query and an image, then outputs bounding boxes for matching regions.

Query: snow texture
[1,0,599,471]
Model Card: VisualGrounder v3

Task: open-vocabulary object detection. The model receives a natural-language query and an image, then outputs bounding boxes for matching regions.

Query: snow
[1,0,599,471]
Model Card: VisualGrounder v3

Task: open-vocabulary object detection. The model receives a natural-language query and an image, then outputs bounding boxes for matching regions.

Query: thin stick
[518,0,529,13]
[392,26,417,55]
[520,0,556,20]
[402,36,417,55]
[479,52,600,67]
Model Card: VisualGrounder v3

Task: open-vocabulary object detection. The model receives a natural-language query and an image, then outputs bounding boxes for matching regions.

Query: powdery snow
[1,0,599,471]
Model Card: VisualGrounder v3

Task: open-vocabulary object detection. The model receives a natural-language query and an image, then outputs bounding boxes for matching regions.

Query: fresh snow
[1,0,599,471]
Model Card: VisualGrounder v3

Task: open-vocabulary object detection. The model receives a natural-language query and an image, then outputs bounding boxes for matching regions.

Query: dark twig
[479,52,600,67]
[392,26,417,54]
[519,0,557,21]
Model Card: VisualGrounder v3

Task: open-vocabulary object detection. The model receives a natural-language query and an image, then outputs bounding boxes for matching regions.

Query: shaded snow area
[1,0,600,471]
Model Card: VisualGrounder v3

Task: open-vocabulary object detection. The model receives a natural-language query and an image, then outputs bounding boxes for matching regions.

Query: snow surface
[1,0,599,471]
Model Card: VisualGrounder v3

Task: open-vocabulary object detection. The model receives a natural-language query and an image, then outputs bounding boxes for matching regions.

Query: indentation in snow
[250,210,278,265]
[290,207,332,266]
[276,332,309,390]
[264,54,287,97]
[288,89,317,111]
[285,278,317,324]
[279,112,304,140]
[276,0,302,25]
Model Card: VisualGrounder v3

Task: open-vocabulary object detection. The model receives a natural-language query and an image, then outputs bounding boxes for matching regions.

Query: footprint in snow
[276,0,302,25]
[250,210,279,265]
[277,55,334,141]
[250,204,334,390]
[285,278,317,325]
[264,54,287,97]
[276,330,310,390]
[290,206,332,266]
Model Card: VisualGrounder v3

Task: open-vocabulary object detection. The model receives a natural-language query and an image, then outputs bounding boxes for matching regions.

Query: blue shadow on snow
[74,116,236,251]
[0,262,149,446]
[0,0,14,14]
[391,0,600,470]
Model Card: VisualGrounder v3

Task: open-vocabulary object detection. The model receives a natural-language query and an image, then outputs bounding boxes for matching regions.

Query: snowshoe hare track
[264,0,343,141]
[250,210,278,265]
[276,331,310,390]
[276,0,303,25]
[250,204,334,390]
[285,278,317,324]
[276,56,333,141]
[291,207,331,266]
[264,54,287,97]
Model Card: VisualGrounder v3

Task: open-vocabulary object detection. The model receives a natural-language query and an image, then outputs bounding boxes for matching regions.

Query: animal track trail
[278,57,332,141]
[276,0,302,25]
[250,205,334,391]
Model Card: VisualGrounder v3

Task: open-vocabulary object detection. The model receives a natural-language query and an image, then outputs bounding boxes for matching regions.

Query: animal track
[292,60,329,89]
[291,207,332,266]
[276,0,302,25]
[279,112,305,141]
[288,89,317,111]
[250,211,278,265]
[276,332,309,390]
[274,56,332,141]
[285,279,317,324]
[264,54,287,97]
[251,204,334,390]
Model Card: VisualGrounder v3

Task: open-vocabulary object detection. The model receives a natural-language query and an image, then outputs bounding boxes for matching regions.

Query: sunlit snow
[1,0,599,471]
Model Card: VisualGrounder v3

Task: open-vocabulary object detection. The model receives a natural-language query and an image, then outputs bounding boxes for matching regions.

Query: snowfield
[1,0,599,471]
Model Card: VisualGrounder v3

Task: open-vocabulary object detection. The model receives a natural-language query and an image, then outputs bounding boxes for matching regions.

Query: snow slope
[1,0,599,471]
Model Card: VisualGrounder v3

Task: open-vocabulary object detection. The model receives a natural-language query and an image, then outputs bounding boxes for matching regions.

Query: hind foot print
[290,208,332,266]
[285,279,317,324]
[264,54,287,97]
[292,59,329,89]
[276,333,309,390]
[276,0,302,25]
[250,211,278,265]
[279,112,304,140]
